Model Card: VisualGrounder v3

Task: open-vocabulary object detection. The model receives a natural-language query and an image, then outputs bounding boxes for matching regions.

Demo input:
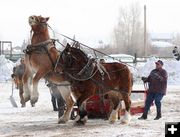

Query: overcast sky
[1,0,180,48]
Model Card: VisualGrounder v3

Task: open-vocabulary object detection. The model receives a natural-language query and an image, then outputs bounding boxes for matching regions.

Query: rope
[47,25,137,69]
[59,33,137,69]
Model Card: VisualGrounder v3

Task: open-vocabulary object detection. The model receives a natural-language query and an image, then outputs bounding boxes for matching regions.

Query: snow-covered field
[0,55,180,137]
[0,82,180,137]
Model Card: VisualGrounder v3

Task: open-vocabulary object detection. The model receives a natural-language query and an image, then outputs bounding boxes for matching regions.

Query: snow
[151,41,175,47]
[0,55,15,82]
[103,54,134,63]
[0,55,180,137]
[0,82,179,137]
[137,57,180,84]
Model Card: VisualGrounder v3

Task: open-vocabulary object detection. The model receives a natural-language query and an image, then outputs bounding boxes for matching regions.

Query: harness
[23,39,59,70]
[61,57,129,95]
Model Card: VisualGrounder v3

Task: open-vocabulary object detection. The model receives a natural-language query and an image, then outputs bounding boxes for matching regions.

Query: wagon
[71,89,152,119]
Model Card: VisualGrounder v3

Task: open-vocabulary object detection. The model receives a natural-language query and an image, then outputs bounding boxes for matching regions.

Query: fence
[4,53,24,62]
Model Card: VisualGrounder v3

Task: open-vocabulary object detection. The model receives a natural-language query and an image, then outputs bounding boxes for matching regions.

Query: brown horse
[23,15,132,125]
[22,15,74,123]
[59,45,132,124]
[11,59,26,107]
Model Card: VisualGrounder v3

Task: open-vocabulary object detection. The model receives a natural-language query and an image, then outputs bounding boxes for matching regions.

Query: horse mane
[60,43,95,80]
[65,43,89,62]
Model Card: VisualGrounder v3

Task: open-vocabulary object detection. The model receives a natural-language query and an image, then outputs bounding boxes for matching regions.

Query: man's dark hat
[155,60,163,65]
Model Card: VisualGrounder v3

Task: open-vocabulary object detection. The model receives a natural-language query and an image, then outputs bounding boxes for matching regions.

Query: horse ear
[45,17,50,22]
[41,17,50,23]
[66,43,71,48]
[65,43,71,52]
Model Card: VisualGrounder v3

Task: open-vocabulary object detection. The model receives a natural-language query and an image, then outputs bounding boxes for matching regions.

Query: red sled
[71,90,152,119]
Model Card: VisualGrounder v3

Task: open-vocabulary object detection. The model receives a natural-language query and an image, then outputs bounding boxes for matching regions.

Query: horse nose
[29,16,34,20]
[29,16,36,25]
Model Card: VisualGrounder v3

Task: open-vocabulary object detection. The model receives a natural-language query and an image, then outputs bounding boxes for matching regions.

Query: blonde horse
[22,15,74,123]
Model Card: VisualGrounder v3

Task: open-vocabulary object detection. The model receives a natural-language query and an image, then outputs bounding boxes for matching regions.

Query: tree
[112,2,144,56]
[172,33,180,46]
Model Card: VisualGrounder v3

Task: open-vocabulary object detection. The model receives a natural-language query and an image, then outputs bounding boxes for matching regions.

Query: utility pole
[144,5,147,57]
[0,41,1,55]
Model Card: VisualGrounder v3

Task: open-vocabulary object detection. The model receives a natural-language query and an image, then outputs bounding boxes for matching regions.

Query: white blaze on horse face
[29,16,38,26]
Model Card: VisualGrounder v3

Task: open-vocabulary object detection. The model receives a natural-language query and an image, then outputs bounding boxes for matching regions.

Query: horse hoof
[73,120,86,126]
[121,120,128,124]
[121,111,131,124]
[23,95,30,102]
[109,120,116,124]
[58,119,66,124]
[30,98,38,105]
[121,118,130,124]
[81,116,88,124]
[21,104,26,107]
[31,103,35,107]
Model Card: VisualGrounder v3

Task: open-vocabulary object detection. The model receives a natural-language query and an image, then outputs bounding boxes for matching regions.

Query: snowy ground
[0,81,179,137]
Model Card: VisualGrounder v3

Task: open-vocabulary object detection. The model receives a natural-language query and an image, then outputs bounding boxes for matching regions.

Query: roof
[151,41,175,47]
[150,33,173,40]
[104,54,134,58]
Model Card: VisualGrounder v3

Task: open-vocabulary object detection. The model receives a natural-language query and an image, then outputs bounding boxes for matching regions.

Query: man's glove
[141,77,148,82]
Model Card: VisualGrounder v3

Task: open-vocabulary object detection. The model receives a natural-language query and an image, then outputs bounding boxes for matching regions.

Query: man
[172,46,180,61]
[138,60,168,120]
[46,82,66,118]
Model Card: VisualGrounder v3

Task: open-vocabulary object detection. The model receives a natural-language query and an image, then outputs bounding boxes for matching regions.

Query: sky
[1,0,180,48]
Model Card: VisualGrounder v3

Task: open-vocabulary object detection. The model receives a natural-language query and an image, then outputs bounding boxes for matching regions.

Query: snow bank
[0,55,15,81]
[137,57,180,84]
[0,55,179,85]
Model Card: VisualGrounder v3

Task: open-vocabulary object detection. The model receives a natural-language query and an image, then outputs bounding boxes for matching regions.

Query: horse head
[60,43,94,78]
[29,15,50,44]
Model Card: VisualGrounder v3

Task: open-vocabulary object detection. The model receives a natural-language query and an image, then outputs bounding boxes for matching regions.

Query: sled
[71,89,149,119]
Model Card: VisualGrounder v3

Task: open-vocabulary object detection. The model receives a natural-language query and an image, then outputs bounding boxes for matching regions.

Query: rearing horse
[23,15,75,124]
[22,15,65,106]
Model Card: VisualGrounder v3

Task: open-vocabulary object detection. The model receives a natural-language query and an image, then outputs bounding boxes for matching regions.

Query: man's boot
[138,111,147,120]
[154,107,161,120]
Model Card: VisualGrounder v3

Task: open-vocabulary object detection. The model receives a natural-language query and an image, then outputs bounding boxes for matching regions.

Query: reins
[47,25,137,69]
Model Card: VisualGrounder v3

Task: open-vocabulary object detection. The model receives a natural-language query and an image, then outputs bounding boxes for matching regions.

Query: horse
[59,45,133,124]
[11,58,69,117]
[23,15,132,125]
[22,15,75,123]
[11,59,26,107]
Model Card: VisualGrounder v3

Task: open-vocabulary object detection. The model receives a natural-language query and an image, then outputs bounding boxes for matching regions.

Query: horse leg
[19,83,25,107]
[121,94,131,124]
[74,95,90,125]
[105,91,122,123]
[30,71,44,107]
[22,70,32,105]
[58,95,74,124]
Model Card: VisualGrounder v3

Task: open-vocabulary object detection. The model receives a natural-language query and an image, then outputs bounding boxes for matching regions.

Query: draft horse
[59,45,132,124]
[22,15,74,123]
[23,15,132,125]
[11,59,26,107]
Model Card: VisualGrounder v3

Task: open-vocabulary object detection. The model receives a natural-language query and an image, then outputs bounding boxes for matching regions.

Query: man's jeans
[144,92,164,113]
